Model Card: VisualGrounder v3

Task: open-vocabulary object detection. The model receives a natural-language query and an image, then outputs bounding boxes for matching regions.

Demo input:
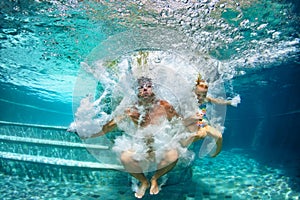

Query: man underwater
[90,76,183,198]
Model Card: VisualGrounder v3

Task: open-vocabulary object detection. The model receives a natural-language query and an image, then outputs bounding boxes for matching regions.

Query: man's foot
[135,181,149,199]
[150,179,159,195]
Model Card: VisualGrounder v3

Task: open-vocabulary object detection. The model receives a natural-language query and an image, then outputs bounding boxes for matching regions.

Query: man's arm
[182,114,198,127]
[90,119,117,138]
[159,100,180,120]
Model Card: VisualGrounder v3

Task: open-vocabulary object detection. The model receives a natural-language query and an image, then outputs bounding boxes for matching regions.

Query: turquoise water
[0,0,299,199]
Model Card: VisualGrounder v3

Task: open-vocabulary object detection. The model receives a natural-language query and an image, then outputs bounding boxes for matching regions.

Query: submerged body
[83,75,240,197]
[91,77,185,198]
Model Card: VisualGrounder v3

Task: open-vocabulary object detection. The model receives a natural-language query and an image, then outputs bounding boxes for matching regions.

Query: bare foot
[135,182,149,199]
[150,179,159,195]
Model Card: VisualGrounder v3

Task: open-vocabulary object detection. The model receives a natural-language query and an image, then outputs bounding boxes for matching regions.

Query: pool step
[0,120,78,141]
[0,121,120,170]
[0,135,109,150]
[0,151,123,170]
[0,120,67,130]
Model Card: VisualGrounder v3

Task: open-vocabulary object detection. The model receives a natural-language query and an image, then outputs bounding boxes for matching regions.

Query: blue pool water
[0,0,299,199]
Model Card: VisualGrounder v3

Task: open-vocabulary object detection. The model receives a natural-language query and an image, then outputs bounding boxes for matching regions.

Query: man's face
[138,82,153,99]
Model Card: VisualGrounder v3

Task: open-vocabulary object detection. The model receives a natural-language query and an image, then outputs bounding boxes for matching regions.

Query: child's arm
[207,95,241,107]
[207,96,231,105]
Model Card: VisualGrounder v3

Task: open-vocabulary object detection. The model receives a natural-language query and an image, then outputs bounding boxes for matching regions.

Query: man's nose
[143,87,147,91]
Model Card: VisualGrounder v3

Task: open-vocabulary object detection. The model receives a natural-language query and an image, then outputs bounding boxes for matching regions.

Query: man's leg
[150,149,179,195]
[120,151,149,199]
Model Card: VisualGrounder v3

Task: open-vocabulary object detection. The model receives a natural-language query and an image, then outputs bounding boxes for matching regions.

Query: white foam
[71,49,235,166]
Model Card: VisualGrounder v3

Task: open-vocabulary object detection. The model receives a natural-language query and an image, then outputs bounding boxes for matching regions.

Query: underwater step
[0,134,115,161]
[0,151,124,170]
[0,120,78,142]
[0,134,108,149]
[0,121,68,130]
[0,120,68,130]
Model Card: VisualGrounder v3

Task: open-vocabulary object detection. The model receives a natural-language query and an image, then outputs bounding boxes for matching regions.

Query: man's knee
[165,149,179,163]
[120,151,134,164]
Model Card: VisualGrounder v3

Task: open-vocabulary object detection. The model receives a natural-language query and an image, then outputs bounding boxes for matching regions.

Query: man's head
[137,76,154,99]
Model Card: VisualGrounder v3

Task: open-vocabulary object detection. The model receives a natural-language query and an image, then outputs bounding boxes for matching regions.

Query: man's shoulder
[157,99,172,107]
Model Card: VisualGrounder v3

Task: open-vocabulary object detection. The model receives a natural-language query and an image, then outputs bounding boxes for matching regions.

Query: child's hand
[230,95,241,107]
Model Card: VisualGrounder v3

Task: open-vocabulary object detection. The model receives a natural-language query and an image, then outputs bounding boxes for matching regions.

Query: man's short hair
[137,76,152,86]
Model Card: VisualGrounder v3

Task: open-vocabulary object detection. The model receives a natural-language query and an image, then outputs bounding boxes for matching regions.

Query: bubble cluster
[80,0,299,68]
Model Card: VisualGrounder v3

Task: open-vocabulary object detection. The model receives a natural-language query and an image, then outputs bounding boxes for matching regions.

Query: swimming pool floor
[0,149,299,200]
